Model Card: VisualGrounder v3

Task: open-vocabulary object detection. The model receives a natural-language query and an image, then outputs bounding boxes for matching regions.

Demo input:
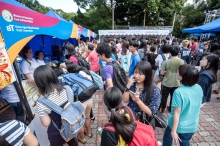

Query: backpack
[63,73,98,101]
[106,61,127,93]
[103,106,158,146]
[158,54,171,78]
[72,52,90,70]
[142,53,148,62]
[37,86,85,142]
[121,55,130,73]
[89,71,103,89]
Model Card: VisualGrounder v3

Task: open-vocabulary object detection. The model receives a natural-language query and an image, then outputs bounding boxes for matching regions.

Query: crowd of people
[0,35,220,146]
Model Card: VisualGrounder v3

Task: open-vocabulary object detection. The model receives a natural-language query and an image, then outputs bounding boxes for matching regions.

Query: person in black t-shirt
[101,87,136,146]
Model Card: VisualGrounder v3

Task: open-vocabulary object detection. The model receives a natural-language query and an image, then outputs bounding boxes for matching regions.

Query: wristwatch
[124,87,130,92]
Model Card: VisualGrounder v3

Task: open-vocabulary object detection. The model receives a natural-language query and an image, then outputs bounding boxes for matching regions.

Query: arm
[136,99,152,116]
[39,115,51,127]
[23,131,39,146]
[170,91,182,144]
[172,107,181,132]
[160,61,166,75]
[106,78,113,89]
[123,75,135,103]
[171,107,181,145]
[24,74,32,80]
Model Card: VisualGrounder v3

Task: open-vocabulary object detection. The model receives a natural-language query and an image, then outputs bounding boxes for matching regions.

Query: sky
[37,0,86,13]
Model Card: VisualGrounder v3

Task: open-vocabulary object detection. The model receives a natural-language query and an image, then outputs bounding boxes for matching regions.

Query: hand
[171,130,181,145]
[129,91,140,103]
[127,75,135,87]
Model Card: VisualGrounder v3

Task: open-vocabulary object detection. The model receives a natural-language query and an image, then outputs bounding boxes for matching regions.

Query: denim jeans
[163,126,194,146]
[9,102,25,123]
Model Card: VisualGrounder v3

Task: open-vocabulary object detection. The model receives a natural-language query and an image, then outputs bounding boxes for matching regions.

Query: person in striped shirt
[0,120,38,146]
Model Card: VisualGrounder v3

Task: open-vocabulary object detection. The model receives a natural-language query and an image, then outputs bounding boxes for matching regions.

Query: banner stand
[13,62,33,123]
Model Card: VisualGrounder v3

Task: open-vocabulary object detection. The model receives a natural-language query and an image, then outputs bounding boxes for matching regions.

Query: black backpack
[72,52,90,70]
[106,61,127,93]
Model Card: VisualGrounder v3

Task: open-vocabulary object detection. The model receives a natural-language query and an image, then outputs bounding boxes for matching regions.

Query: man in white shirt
[1,83,25,122]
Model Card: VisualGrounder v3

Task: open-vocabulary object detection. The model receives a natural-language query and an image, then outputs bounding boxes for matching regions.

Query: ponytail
[110,108,136,144]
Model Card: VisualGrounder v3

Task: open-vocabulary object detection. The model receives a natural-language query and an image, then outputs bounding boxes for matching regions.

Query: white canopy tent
[98,30,170,36]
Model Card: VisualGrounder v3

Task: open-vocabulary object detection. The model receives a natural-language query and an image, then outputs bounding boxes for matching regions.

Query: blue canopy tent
[27,10,69,58]
[183,17,220,33]
[189,33,216,37]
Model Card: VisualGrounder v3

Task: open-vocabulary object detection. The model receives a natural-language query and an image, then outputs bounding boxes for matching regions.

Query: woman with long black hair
[138,40,148,59]
[101,87,136,146]
[123,60,161,117]
[34,65,78,146]
[145,45,158,77]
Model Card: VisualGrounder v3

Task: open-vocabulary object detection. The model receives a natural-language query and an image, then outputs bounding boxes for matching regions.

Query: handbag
[135,85,167,129]
[136,111,167,129]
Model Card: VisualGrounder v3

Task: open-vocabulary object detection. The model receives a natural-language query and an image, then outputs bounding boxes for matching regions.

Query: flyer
[21,80,40,113]
[0,36,16,90]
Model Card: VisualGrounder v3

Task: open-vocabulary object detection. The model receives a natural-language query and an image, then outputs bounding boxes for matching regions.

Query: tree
[17,0,75,21]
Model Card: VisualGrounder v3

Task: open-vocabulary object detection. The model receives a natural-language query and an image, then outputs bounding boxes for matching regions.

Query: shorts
[82,98,93,118]
[154,73,161,83]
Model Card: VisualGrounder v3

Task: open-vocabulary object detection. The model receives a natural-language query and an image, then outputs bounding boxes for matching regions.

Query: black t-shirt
[146,53,158,70]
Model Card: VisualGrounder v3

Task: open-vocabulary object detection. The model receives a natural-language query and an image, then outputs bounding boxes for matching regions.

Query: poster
[0,33,16,90]
[21,80,40,114]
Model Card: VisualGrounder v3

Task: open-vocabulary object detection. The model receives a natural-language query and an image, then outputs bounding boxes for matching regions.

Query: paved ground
[96,89,220,146]
[1,89,220,146]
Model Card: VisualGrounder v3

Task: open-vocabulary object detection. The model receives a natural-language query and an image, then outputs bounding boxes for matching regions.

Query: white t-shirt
[1,83,20,103]
[155,54,170,75]
[36,59,45,66]
[118,50,132,65]
[20,58,39,79]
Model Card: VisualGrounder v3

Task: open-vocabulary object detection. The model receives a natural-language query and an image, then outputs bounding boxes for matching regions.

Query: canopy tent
[46,10,78,39]
[99,30,170,36]
[182,17,220,33]
[189,33,216,37]
[0,0,75,63]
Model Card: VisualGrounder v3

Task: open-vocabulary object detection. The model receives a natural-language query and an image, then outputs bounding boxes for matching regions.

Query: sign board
[21,80,40,113]
[99,30,170,36]
[0,32,16,89]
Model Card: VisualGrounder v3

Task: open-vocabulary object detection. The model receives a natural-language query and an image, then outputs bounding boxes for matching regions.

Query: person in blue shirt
[129,40,140,77]
[179,40,191,63]
[163,64,203,146]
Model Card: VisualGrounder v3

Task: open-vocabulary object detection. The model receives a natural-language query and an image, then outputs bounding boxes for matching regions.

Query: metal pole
[143,13,146,28]
[112,7,114,30]
[172,12,177,31]
[13,62,33,123]
[111,0,114,30]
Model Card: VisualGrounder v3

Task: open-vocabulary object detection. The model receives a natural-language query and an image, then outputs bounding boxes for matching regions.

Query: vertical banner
[0,32,16,89]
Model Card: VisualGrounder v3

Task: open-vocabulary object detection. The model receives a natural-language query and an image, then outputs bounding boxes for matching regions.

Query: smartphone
[129,90,135,94]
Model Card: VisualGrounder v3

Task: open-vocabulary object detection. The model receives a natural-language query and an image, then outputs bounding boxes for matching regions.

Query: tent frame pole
[13,62,33,123]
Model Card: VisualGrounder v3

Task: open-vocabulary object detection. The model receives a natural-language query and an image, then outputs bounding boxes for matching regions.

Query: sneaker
[158,141,163,146]
[90,117,95,122]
